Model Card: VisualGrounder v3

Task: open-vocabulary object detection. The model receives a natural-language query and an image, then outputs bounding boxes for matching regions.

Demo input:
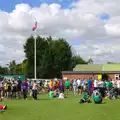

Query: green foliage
[24,36,87,78]
[87,58,93,64]
[0,36,87,77]
[72,55,87,68]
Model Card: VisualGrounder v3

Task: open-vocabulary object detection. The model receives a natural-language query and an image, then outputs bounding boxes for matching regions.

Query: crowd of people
[0,77,120,105]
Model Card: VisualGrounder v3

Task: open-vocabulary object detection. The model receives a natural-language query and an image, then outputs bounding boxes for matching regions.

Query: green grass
[1,94,120,120]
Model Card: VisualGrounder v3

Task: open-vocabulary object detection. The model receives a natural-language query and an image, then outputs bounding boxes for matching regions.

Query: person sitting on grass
[79,91,91,103]
[58,92,65,99]
[49,90,56,99]
[0,105,7,112]
[54,90,59,98]
[93,92,103,104]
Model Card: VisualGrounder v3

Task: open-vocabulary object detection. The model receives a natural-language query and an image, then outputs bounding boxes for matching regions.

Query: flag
[32,21,37,31]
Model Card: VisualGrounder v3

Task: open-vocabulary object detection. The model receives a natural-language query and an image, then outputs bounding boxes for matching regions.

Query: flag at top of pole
[32,21,37,31]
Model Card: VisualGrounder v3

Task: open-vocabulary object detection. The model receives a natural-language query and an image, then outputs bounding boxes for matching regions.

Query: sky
[0,0,120,65]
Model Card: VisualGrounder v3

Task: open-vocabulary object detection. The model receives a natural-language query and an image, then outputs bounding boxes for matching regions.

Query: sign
[0,74,25,81]
[98,74,102,80]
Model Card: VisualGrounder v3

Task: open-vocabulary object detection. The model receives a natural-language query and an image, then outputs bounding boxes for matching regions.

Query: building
[62,64,120,80]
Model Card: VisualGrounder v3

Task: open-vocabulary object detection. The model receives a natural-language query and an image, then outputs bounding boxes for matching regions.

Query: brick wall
[62,73,116,81]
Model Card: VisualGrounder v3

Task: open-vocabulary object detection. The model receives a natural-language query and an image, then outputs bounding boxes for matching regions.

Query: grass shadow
[37,98,50,101]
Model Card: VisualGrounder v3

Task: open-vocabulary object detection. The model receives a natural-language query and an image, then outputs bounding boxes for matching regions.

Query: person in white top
[97,80,105,97]
[117,80,120,95]
[76,79,82,94]
[117,80,120,88]
[112,80,115,87]
[32,80,38,100]
[76,79,81,87]
[72,80,78,96]
[98,81,103,88]
[58,93,65,99]
[94,80,98,90]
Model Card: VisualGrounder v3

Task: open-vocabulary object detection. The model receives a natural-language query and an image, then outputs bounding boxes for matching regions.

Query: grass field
[0,94,120,120]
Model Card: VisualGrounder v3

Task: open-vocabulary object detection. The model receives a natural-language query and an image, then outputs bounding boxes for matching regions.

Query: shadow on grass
[37,98,50,101]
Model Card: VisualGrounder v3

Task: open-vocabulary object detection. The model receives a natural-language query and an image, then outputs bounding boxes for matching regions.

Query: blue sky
[0,0,79,12]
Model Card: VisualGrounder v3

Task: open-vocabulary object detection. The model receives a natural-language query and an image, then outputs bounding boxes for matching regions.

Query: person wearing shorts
[65,79,70,95]
[77,79,82,94]
[73,80,78,96]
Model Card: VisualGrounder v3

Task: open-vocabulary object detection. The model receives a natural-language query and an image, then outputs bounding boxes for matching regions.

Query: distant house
[62,64,120,80]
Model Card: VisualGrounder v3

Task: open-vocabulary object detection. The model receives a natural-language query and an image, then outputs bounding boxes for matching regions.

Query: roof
[102,64,120,71]
[62,71,120,74]
[74,64,102,71]
[62,64,120,73]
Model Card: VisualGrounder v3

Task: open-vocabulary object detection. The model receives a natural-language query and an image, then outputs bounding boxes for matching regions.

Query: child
[58,92,65,99]
[49,90,56,99]
[93,92,103,104]
[0,105,7,111]
[79,92,91,103]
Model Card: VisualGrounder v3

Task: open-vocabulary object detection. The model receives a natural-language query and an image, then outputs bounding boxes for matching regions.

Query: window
[115,74,120,80]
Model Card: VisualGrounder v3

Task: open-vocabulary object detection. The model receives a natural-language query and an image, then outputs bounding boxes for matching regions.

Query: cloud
[0,0,120,65]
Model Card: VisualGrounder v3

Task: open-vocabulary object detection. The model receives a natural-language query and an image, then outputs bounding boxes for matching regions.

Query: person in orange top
[49,80,53,91]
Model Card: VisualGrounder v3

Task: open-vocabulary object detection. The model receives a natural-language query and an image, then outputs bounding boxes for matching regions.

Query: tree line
[0,36,93,78]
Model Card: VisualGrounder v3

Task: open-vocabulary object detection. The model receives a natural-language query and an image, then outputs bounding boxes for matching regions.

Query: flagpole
[32,18,37,80]
[34,32,37,80]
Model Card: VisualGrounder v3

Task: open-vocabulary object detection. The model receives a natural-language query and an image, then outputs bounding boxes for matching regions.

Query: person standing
[65,79,70,96]
[22,80,28,100]
[106,80,113,97]
[4,81,8,99]
[77,78,82,94]
[94,79,98,90]
[32,80,38,100]
[0,81,2,101]
[87,78,92,95]
[117,79,120,95]
[17,79,22,99]
[72,80,78,96]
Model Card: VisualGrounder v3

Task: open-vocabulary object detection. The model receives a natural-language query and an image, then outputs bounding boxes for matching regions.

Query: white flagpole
[33,18,37,80]
[34,34,37,80]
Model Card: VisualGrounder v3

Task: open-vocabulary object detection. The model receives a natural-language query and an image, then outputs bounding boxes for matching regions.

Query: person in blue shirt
[87,78,92,95]
[21,80,28,100]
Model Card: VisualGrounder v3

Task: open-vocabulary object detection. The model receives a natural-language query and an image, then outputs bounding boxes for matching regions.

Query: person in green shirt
[49,90,55,99]
[93,92,103,104]
[79,92,91,103]
[65,79,70,95]
[107,81,113,89]
[103,81,107,88]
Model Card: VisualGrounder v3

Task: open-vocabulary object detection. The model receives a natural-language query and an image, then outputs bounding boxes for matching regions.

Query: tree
[8,60,16,74]
[24,36,78,78]
[72,55,87,68]
[0,66,8,74]
[107,62,120,64]
[87,58,93,64]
